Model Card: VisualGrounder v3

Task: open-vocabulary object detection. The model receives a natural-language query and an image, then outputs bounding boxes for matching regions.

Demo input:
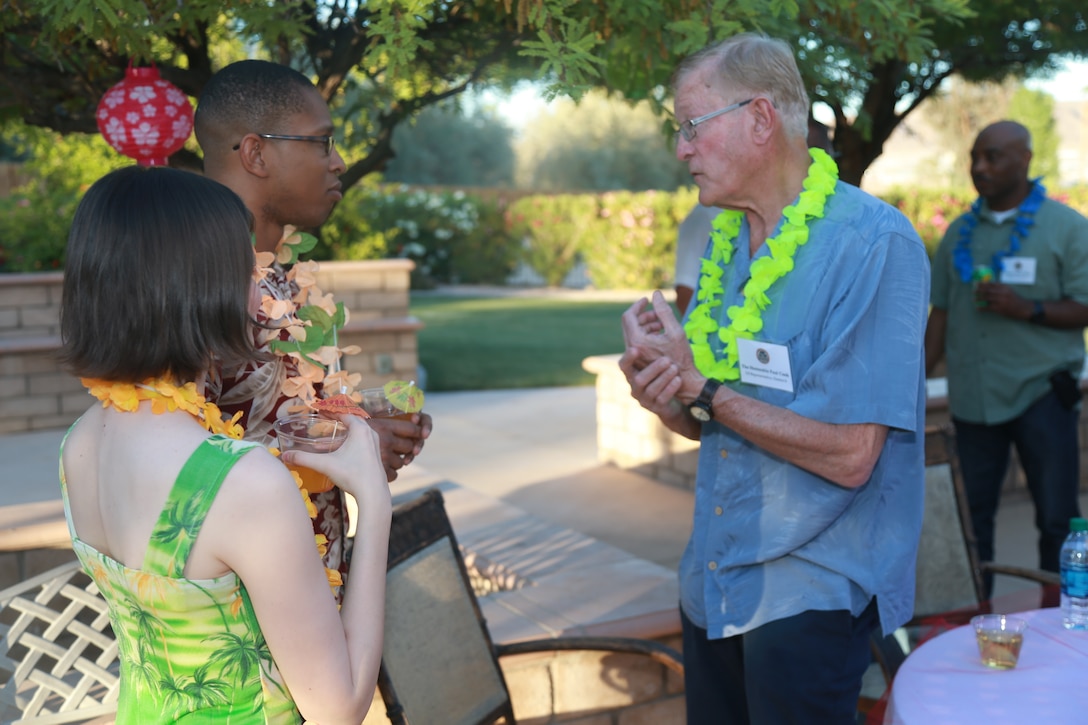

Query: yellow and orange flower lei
[254,226,362,409]
[82,377,245,439]
[82,376,341,596]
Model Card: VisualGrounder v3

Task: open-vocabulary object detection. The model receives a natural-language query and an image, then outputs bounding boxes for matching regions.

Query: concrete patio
[1,384,1074,601]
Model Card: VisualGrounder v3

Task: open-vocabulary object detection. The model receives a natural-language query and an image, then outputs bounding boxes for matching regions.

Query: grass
[410,295,635,391]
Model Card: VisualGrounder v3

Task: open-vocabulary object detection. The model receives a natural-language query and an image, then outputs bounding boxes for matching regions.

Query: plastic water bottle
[1060,517,1088,630]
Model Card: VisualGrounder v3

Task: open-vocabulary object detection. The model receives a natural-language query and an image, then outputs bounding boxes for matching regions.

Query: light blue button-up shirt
[679,182,929,639]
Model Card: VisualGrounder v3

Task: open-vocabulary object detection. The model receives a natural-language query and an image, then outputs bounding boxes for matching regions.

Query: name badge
[737,338,794,392]
[1000,257,1037,285]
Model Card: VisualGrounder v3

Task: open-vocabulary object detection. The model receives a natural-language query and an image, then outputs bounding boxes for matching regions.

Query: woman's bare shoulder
[214,444,302,513]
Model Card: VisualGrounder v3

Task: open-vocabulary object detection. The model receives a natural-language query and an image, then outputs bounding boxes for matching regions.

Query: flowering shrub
[582,188,700,290]
[505,187,699,290]
[324,185,516,288]
[880,188,974,256]
[506,194,597,287]
[883,186,1088,256]
[8,145,1088,286]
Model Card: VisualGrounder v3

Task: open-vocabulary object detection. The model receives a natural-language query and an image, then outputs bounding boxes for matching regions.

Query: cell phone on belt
[1049,369,1083,410]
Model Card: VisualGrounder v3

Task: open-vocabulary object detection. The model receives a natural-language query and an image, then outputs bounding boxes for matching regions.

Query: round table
[886,607,1088,724]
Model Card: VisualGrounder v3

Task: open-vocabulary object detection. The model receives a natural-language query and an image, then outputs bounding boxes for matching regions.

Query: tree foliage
[902,77,1061,190]
[382,101,516,187]
[1008,86,1060,187]
[516,90,689,191]
[1,0,979,195]
[803,1,1088,184]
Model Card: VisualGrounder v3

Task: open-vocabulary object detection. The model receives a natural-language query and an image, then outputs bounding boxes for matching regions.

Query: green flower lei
[683,148,839,381]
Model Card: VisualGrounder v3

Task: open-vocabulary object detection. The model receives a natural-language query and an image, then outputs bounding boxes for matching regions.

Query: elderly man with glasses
[620,34,929,723]
[194,60,432,601]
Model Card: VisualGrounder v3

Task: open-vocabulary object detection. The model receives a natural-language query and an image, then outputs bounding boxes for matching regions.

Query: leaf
[297,304,334,332]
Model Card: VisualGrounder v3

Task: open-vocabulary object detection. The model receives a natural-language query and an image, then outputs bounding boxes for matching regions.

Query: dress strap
[58,421,79,543]
[142,436,261,577]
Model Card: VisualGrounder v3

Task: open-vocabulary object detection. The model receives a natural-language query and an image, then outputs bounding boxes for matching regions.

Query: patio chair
[867,424,1060,687]
[376,488,684,725]
[0,559,119,724]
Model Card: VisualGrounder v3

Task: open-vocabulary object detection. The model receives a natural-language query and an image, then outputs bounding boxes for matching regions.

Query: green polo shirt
[931,197,1088,424]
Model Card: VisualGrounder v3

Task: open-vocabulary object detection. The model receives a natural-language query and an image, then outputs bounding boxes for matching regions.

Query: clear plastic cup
[971,614,1027,669]
[273,413,346,494]
[359,387,414,420]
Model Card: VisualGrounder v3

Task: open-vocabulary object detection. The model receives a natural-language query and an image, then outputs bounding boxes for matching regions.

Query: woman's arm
[207,419,391,725]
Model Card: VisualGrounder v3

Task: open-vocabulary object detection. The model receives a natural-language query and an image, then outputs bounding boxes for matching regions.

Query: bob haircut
[60,166,258,383]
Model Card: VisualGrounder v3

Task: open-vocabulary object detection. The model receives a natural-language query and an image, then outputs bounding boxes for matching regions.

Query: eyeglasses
[677,99,754,142]
[232,133,336,155]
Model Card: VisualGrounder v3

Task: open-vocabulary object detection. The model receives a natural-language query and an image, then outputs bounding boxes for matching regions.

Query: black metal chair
[377,488,684,725]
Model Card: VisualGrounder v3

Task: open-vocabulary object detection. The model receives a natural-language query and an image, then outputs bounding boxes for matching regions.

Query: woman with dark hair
[59,165,390,724]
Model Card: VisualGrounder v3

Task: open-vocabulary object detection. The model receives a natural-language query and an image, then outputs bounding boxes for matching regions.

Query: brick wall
[583,353,1088,494]
[361,636,685,725]
[0,260,420,434]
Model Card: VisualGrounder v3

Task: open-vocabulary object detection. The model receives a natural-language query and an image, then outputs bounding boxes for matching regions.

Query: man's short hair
[673,33,810,140]
[60,166,259,383]
[194,60,318,155]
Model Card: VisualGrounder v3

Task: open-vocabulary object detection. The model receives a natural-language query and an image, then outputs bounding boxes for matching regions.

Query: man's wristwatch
[1029,300,1046,324]
[689,378,722,422]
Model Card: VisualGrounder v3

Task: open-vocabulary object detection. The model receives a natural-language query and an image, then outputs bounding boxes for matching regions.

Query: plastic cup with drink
[971,614,1027,669]
[274,413,347,494]
[360,380,425,421]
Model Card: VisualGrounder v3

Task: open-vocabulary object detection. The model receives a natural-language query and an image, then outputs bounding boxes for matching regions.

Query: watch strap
[690,378,722,420]
[1030,300,1046,324]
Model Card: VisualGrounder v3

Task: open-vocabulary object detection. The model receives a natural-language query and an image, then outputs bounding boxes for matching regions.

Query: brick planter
[0,261,421,433]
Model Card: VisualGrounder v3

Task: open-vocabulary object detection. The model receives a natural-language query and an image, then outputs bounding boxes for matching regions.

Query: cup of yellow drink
[971,614,1027,669]
[273,413,347,494]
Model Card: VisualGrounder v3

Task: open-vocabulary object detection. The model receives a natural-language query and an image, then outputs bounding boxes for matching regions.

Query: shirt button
[720,449,728,459]
[714,506,723,516]
[708,562,718,571]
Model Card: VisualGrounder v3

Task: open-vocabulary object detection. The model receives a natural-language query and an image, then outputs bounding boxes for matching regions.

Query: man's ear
[749,97,777,145]
[235,134,272,178]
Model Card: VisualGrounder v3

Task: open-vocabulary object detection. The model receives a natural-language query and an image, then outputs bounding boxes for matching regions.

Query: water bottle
[1060,517,1088,630]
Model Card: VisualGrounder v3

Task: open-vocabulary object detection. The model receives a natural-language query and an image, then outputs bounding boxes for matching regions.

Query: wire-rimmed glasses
[677,99,754,142]
[233,133,335,155]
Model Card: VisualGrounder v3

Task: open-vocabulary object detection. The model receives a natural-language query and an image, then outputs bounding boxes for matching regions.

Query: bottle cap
[1072,518,1088,532]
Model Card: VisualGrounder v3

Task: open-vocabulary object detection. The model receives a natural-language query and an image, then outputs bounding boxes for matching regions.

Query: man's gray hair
[673,34,810,140]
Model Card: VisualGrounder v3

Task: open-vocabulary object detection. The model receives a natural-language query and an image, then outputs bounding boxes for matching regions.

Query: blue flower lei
[952,178,1046,283]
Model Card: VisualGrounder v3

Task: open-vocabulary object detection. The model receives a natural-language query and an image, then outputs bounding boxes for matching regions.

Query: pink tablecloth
[886,607,1088,724]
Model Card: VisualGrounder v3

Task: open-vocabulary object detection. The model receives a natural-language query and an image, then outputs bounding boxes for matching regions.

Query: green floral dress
[61,435,302,724]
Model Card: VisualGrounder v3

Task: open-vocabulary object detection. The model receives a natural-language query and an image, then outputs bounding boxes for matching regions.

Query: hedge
[5,177,1088,290]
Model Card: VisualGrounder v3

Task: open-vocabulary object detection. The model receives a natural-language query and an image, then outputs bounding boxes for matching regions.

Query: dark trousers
[680,600,878,725]
[953,388,1082,595]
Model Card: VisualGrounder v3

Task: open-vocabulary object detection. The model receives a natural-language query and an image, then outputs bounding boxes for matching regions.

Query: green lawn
[410,295,635,391]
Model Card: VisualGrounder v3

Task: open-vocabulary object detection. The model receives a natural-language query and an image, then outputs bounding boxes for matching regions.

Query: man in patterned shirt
[194,59,433,584]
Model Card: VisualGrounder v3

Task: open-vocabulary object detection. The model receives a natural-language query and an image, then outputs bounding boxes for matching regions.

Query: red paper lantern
[96,65,194,166]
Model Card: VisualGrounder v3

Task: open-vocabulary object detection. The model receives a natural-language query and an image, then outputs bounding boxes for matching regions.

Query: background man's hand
[365,415,430,482]
[975,281,1032,319]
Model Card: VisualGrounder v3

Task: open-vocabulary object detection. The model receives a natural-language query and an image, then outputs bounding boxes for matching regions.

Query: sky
[1026,58,1088,101]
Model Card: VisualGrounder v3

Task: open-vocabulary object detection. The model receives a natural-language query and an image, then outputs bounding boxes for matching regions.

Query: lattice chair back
[0,560,119,723]
[378,490,515,725]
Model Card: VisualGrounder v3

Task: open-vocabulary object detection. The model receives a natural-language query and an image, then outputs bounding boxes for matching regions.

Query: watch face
[690,404,711,422]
